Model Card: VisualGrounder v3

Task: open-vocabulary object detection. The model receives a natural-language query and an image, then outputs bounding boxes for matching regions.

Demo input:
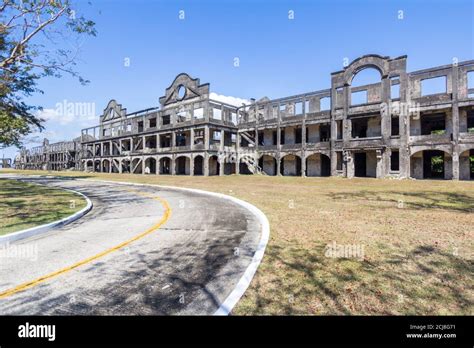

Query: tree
[0,0,96,149]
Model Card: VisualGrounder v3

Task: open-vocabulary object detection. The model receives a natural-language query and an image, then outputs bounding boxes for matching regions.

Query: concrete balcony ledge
[174,145,192,151]
[306,142,330,149]
[258,145,278,151]
[409,133,451,145]
[348,137,383,148]
[348,102,381,115]
[281,144,302,151]
[157,147,171,153]
[458,132,474,142]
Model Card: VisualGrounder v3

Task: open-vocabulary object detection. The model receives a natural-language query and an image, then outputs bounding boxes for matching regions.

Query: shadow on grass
[241,241,473,315]
[328,190,474,213]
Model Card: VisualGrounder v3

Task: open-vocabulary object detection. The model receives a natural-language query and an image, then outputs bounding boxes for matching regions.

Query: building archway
[306,153,331,177]
[159,157,171,175]
[175,156,190,175]
[280,154,301,176]
[144,157,157,174]
[410,150,453,179]
[102,159,110,173]
[258,155,277,176]
[209,155,220,176]
[193,155,204,175]
[121,159,131,174]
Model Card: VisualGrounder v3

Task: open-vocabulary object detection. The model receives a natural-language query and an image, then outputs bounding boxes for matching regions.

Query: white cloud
[36,100,99,126]
[209,92,250,107]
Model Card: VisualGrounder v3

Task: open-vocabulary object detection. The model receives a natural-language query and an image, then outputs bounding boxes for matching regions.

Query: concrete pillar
[190,156,194,176]
[452,150,460,180]
[204,127,210,150]
[171,156,176,175]
[190,128,195,150]
[345,151,354,179]
[301,152,306,177]
[204,153,209,176]
[220,130,225,151]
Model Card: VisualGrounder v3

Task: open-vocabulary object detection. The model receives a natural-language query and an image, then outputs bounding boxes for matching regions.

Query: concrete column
[171,156,176,175]
[452,150,460,180]
[219,157,225,176]
[220,130,225,151]
[345,151,354,179]
[301,152,306,177]
[190,156,194,176]
[190,128,195,150]
[204,126,210,150]
[204,153,209,176]
[171,132,176,149]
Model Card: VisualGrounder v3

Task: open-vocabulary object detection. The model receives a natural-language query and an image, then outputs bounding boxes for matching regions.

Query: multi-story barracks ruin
[17,54,474,180]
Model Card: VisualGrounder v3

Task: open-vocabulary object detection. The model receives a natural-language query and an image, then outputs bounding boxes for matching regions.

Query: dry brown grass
[2,169,473,315]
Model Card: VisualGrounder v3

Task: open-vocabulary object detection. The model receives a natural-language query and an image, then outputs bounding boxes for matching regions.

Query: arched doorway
[258,155,277,176]
[209,155,220,176]
[102,159,110,173]
[175,156,190,175]
[280,154,301,176]
[410,150,452,179]
[159,157,171,175]
[144,157,156,174]
[194,155,204,175]
[306,153,331,177]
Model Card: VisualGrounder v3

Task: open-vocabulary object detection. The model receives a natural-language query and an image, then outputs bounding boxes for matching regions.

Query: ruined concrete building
[17,55,474,180]
[15,137,82,171]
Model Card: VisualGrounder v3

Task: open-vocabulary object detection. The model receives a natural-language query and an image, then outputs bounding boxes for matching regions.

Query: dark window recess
[295,128,302,144]
[149,118,157,128]
[421,113,445,135]
[391,116,399,136]
[162,115,171,125]
[176,133,187,146]
[258,132,264,146]
[320,124,330,142]
[336,152,343,171]
[467,110,474,130]
[280,130,285,145]
[138,121,144,133]
[391,151,400,171]
[160,135,171,148]
[337,120,343,139]
[273,131,278,145]
[352,118,368,138]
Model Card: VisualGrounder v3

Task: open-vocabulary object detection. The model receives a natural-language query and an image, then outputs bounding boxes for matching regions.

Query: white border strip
[0,183,93,246]
[71,178,270,316]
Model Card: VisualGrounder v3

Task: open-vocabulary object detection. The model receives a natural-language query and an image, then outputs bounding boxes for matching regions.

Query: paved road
[0,176,262,315]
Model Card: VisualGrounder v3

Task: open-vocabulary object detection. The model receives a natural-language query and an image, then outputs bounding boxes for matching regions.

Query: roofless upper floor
[81,54,474,143]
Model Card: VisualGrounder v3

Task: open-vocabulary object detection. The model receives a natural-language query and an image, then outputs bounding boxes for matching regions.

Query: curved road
[0,176,262,315]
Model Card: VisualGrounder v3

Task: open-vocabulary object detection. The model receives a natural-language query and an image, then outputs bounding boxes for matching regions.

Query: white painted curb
[0,182,93,246]
[74,178,270,316]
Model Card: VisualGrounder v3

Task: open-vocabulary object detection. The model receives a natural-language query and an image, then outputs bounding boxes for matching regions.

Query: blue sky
[3,0,473,159]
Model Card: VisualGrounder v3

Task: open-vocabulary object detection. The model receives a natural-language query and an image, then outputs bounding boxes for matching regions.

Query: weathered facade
[15,137,82,171]
[17,54,474,180]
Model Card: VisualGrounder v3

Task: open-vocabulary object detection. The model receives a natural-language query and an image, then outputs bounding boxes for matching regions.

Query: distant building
[15,137,82,171]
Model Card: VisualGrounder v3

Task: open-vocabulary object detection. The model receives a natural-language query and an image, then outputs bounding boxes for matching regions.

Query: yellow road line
[0,193,171,299]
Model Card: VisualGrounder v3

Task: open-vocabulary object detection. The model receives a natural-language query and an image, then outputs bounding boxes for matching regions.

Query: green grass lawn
[0,178,87,235]
[1,169,473,315]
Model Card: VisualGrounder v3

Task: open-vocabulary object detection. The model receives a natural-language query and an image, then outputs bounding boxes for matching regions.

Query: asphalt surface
[0,176,262,315]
